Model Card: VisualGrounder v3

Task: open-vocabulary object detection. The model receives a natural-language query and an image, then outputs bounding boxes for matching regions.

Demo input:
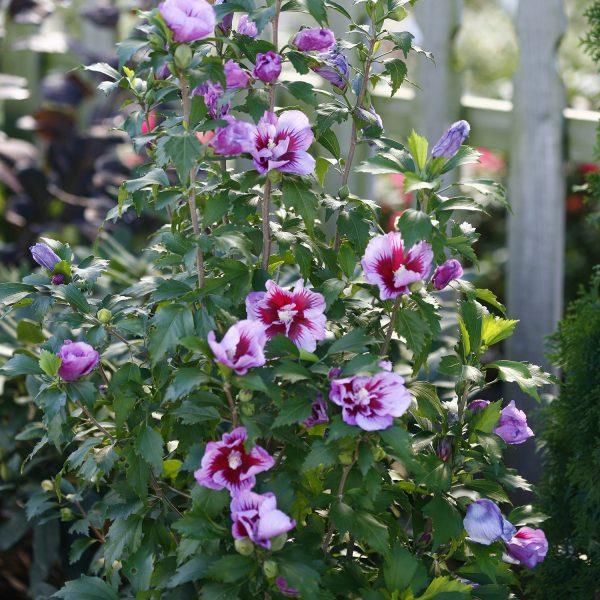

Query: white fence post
[506,0,567,488]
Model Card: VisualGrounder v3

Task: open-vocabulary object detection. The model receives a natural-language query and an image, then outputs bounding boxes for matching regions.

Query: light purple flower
[493,400,534,445]
[276,577,300,596]
[293,27,335,52]
[431,120,470,159]
[231,490,295,549]
[251,110,315,175]
[303,393,329,428]
[194,427,275,495]
[329,371,412,431]
[192,81,229,119]
[313,47,350,90]
[224,59,250,89]
[246,279,326,352]
[506,527,548,569]
[210,116,255,156]
[158,0,216,43]
[361,232,434,300]
[253,51,282,83]
[432,259,463,290]
[207,319,267,375]
[463,499,516,545]
[30,243,61,271]
[57,340,100,381]
[237,14,258,38]
[468,399,490,414]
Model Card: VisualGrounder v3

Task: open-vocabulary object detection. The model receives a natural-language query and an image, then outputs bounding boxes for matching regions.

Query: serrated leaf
[148,304,194,363]
[327,328,370,355]
[395,209,432,248]
[384,542,419,591]
[54,576,118,600]
[422,496,463,551]
[302,439,337,471]
[306,0,327,24]
[282,178,318,234]
[396,308,429,356]
[481,315,518,347]
[135,426,163,473]
[383,58,408,95]
[0,353,43,376]
[485,361,555,401]
[406,130,428,172]
[39,349,61,377]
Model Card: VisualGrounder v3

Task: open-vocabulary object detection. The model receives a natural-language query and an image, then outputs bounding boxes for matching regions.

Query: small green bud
[132,77,147,95]
[269,533,287,552]
[0,464,9,480]
[174,44,193,70]
[60,508,75,522]
[240,402,255,417]
[409,280,424,293]
[338,185,350,200]
[338,451,354,465]
[97,308,112,323]
[373,446,386,462]
[263,560,279,579]
[238,389,253,402]
[267,169,282,184]
[234,538,254,555]
[41,479,54,492]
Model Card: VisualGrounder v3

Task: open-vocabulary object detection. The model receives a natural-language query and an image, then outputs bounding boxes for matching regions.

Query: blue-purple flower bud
[30,243,61,271]
[312,47,350,91]
[431,120,470,159]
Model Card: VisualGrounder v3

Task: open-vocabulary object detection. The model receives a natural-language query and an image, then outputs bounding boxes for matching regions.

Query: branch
[380,296,402,357]
[224,381,239,428]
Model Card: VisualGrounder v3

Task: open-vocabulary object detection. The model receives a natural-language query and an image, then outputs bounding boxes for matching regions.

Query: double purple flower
[57,340,100,381]
[193,81,229,120]
[253,51,282,83]
[493,401,534,444]
[210,116,255,157]
[293,27,335,52]
[506,527,548,568]
[224,59,250,89]
[237,14,258,38]
[158,0,215,43]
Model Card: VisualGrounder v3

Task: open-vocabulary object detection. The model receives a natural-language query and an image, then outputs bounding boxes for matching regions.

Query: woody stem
[380,296,402,357]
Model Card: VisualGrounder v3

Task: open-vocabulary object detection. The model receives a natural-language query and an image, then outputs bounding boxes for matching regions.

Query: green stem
[380,296,402,357]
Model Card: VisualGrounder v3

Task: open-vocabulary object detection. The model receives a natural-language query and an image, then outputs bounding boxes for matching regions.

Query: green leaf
[54,576,118,600]
[0,353,43,376]
[85,62,120,80]
[124,168,169,192]
[272,394,313,428]
[459,299,484,358]
[475,288,506,315]
[200,583,241,600]
[134,426,164,473]
[395,209,432,248]
[481,315,518,347]
[422,496,464,551]
[470,400,502,434]
[406,130,428,172]
[16,319,44,344]
[507,504,548,527]
[387,31,415,57]
[415,576,471,599]
[57,283,91,313]
[384,543,419,591]
[148,304,194,363]
[317,128,341,159]
[306,0,327,23]
[282,178,318,234]
[164,369,213,401]
[284,80,318,107]
[273,360,312,383]
[332,503,389,554]
[206,555,255,583]
[379,425,412,462]
[278,557,321,597]
[302,439,338,471]
[415,454,451,492]
[396,308,429,356]
[39,349,61,377]
[327,328,371,355]
[0,282,36,305]
[383,58,408,95]
[173,401,220,425]
[409,381,444,419]
[485,361,555,401]
[167,556,216,588]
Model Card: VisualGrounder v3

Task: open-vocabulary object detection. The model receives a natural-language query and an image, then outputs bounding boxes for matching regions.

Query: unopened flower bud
[238,389,253,402]
[240,402,255,416]
[270,533,287,552]
[60,508,75,521]
[328,367,342,380]
[263,559,279,579]
[409,280,424,292]
[99,384,108,394]
[174,44,193,70]
[97,308,112,324]
[431,120,470,159]
[41,479,54,492]
[235,538,255,555]
[435,436,453,462]
[338,185,350,200]
[338,451,354,465]
[432,259,463,291]
[51,273,65,285]
[467,399,490,414]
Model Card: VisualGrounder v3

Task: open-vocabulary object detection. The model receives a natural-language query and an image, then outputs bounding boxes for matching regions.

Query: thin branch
[224,381,239,428]
[73,499,106,543]
[78,402,115,443]
[150,473,183,518]
[380,296,402,357]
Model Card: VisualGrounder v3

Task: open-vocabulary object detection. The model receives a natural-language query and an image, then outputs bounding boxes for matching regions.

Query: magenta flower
[463,499,516,545]
[431,120,470,159]
[303,393,329,428]
[506,527,548,569]
[210,116,255,157]
[192,81,229,120]
[30,243,61,271]
[468,399,490,414]
[329,371,412,431]
[276,577,300,596]
[253,51,282,83]
[237,14,258,37]
[432,259,463,290]
[51,274,65,285]
[207,319,267,375]
[57,340,100,381]
[493,400,534,445]
[246,279,326,352]
[313,47,350,90]
[230,490,295,549]
[194,427,275,495]
[293,27,335,52]
[361,232,434,300]
[158,0,216,42]
[224,59,250,89]
[251,110,315,176]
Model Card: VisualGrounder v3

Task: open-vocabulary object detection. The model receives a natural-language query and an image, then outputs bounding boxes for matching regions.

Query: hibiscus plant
[0,0,554,598]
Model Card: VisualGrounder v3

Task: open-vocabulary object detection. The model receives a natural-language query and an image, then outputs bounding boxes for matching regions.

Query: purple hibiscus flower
[210,116,256,156]
[293,27,336,52]
[192,80,229,120]
[463,499,516,545]
[276,577,300,596]
[329,371,412,431]
[246,279,326,352]
[361,232,434,300]
[237,14,258,38]
[207,319,267,375]
[432,259,463,290]
[194,427,275,495]
[251,110,315,176]
[493,401,534,444]
[253,51,282,83]
[506,527,548,569]
[468,399,491,414]
[224,59,250,89]
[158,0,216,43]
[230,490,295,550]
[57,340,100,381]
[303,393,329,428]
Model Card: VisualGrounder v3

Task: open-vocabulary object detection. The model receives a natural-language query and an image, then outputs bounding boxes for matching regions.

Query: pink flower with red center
[329,371,412,431]
[207,319,267,375]
[361,232,433,300]
[230,490,295,549]
[194,427,275,495]
[251,110,315,176]
[245,279,326,352]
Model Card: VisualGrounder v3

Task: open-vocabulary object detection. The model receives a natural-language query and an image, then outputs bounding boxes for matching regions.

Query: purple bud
[328,367,342,380]
[493,400,534,445]
[57,340,100,381]
[378,360,392,372]
[293,27,335,52]
[51,273,65,285]
[418,531,432,545]
[154,63,171,80]
[275,577,300,597]
[303,393,329,428]
[192,81,229,119]
[313,47,350,91]
[253,51,282,83]
[30,243,61,271]
[468,399,490,414]
[432,259,463,290]
[431,120,470,159]
[435,437,453,462]
[505,527,548,569]
[99,384,108,394]
[237,14,258,38]
[224,59,250,89]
